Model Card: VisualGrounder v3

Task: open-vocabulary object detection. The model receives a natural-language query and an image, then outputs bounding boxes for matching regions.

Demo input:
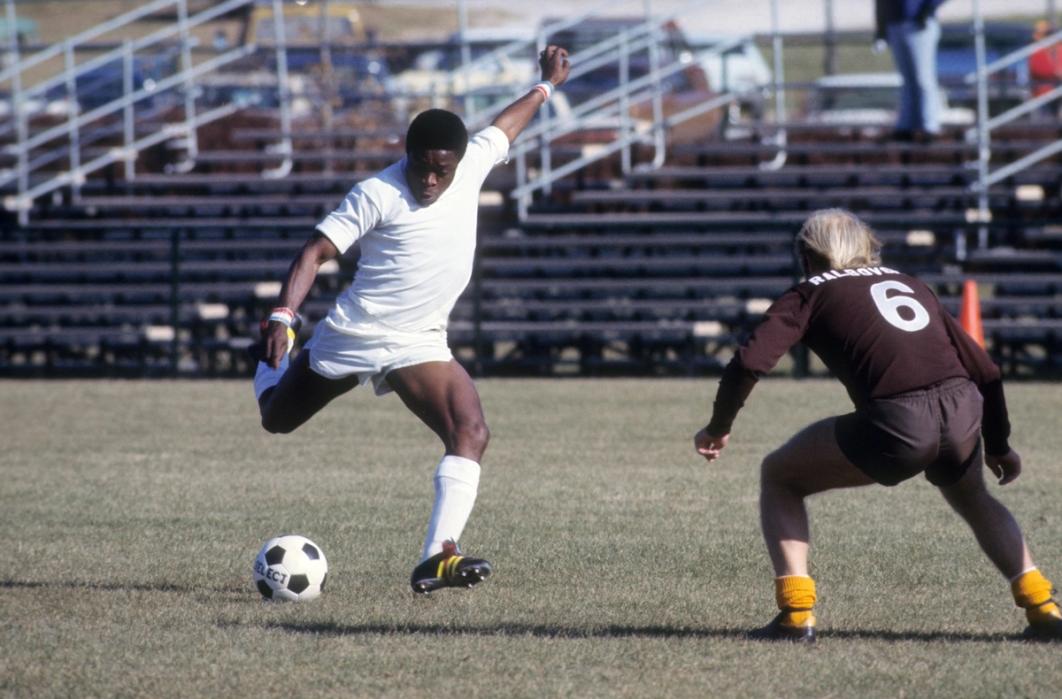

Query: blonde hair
[796,208,882,271]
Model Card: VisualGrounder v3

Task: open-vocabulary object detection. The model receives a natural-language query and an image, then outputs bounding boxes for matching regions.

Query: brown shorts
[835,377,983,487]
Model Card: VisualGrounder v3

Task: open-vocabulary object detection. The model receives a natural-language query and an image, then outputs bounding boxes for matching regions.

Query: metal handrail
[510,52,694,155]
[963,27,1062,82]
[12,44,254,156]
[466,0,715,130]
[0,0,293,223]
[0,0,179,85]
[1,0,253,104]
[969,0,1062,249]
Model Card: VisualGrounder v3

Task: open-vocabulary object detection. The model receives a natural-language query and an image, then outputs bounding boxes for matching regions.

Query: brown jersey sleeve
[937,303,1011,455]
[706,288,810,436]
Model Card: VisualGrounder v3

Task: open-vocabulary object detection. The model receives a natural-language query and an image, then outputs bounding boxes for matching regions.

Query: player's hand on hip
[539,45,570,87]
[986,448,1022,485]
[264,321,290,369]
[694,428,729,462]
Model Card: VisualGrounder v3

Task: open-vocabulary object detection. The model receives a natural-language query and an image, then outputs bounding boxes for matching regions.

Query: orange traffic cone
[960,279,985,348]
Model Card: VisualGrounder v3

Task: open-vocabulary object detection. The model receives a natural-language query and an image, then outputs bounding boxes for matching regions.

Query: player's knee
[760,450,808,495]
[760,450,786,484]
[451,419,490,456]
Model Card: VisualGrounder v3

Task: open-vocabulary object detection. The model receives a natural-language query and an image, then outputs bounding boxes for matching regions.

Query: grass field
[2,378,1061,698]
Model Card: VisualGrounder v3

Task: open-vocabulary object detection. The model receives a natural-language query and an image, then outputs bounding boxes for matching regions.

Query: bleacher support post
[169,229,181,375]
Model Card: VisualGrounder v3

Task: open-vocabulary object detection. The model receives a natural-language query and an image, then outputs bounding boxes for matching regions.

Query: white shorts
[304,316,453,396]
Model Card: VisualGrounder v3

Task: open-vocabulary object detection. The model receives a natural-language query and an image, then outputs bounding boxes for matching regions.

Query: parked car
[804,72,974,136]
[246,0,367,47]
[688,32,771,96]
[540,16,724,143]
[31,50,177,118]
[391,28,537,111]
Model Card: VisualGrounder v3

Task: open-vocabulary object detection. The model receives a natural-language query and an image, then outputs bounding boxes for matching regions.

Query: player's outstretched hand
[264,321,290,369]
[986,448,1022,485]
[539,45,570,88]
[694,428,729,462]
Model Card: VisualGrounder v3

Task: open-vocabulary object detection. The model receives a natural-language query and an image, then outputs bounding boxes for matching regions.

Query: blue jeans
[886,17,942,134]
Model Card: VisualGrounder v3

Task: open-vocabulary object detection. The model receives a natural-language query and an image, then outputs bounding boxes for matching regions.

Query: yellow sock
[1011,568,1061,624]
[775,575,816,627]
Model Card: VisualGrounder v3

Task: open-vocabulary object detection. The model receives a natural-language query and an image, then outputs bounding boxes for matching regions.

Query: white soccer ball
[253,534,328,602]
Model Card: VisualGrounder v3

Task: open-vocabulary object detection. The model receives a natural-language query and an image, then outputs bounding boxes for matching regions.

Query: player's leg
[939,451,1031,578]
[886,22,918,136]
[258,350,359,434]
[760,416,876,576]
[387,359,490,461]
[938,459,1062,639]
[385,359,492,593]
[754,416,876,642]
[907,16,942,135]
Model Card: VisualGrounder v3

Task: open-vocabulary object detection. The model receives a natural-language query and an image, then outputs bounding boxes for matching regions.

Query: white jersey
[315,125,509,334]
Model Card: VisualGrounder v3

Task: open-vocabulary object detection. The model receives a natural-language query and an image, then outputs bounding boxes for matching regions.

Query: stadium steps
[4,115,1062,376]
[458,125,1062,374]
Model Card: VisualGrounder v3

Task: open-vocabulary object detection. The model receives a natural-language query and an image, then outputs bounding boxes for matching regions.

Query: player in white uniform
[251,46,570,594]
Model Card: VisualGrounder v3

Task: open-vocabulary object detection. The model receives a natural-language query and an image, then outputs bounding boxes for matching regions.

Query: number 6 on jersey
[870,280,930,332]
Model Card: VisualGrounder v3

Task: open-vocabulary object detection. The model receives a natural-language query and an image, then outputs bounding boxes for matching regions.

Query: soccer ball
[253,535,328,602]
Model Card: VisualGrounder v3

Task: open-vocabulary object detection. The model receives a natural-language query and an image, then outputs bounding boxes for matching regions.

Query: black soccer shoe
[1022,605,1062,642]
[410,540,492,594]
[747,612,817,643]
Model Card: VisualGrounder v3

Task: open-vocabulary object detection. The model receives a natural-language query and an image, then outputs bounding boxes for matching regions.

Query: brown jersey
[706,265,1011,454]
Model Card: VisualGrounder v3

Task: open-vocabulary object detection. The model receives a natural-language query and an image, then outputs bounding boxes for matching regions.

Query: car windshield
[255,16,358,44]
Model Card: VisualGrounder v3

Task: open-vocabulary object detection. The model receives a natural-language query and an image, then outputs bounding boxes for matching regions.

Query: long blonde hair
[796,208,882,271]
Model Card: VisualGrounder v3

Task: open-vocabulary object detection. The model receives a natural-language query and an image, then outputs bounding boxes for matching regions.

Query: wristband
[531,80,554,101]
[268,307,296,327]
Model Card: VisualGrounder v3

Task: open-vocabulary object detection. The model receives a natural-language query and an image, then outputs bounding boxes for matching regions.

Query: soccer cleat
[1022,602,1062,642]
[410,540,492,594]
[747,611,817,643]
[248,315,302,364]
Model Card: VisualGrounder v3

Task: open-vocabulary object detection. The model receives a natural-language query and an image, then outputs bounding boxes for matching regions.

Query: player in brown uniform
[693,209,1061,643]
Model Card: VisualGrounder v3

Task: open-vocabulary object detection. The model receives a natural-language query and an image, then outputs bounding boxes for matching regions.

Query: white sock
[419,455,481,562]
[253,353,288,401]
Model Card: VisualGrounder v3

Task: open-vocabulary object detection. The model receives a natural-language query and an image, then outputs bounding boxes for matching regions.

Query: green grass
[2,378,1061,698]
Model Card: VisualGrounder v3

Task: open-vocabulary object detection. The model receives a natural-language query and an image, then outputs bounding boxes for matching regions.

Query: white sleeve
[459,126,510,180]
[315,183,382,254]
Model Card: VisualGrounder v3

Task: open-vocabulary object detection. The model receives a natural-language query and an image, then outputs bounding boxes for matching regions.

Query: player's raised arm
[491,45,571,144]
[263,233,340,368]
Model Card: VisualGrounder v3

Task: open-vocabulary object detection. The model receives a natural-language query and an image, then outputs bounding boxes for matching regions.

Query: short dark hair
[405,109,468,160]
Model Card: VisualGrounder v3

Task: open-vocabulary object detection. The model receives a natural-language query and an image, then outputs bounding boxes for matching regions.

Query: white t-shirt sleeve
[315,183,383,254]
[459,126,510,181]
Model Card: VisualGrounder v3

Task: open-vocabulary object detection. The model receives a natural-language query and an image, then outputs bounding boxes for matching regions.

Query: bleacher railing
[443,0,785,217]
[968,0,1062,249]
[441,0,754,220]
[0,0,294,224]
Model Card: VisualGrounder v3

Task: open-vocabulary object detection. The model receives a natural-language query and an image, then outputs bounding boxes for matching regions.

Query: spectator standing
[1029,19,1062,118]
[875,0,948,141]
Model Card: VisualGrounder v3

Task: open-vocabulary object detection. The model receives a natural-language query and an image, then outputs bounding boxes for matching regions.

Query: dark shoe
[913,129,938,145]
[410,540,492,594]
[1022,605,1062,642]
[890,129,914,142]
[748,611,816,643]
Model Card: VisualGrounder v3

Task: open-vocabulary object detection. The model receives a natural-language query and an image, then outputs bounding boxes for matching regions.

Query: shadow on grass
[265,620,748,641]
[828,628,1022,643]
[0,578,242,595]
[264,620,1025,644]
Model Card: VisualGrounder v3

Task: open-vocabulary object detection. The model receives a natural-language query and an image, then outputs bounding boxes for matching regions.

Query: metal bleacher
[460,118,1062,375]
[1,2,1061,377]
